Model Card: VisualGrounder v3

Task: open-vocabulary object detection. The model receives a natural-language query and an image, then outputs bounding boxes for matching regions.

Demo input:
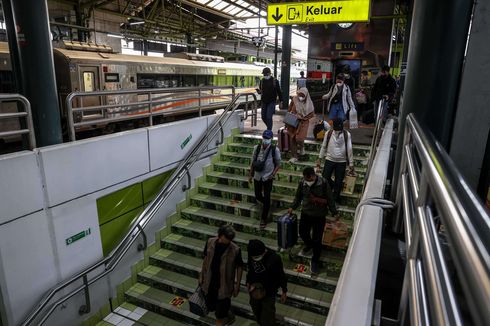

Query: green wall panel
[142,169,174,204]
[97,184,143,225]
[100,207,143,256]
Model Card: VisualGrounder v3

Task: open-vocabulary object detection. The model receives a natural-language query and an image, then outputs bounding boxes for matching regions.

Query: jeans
[250,296,276,326]
[254,179,273,222]
[322,160,347,203]
[261,101,275,130]
[328,102,346,121]
[299,213,326,263]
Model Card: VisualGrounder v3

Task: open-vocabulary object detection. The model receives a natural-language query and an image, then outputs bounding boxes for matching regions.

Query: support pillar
[4,0,63,146]
[391,0,473,201]
[143,40,149,56]
[273,26,278,78]
[280,25,292,111]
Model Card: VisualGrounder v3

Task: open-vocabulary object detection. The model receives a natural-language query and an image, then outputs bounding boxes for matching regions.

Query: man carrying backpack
[316,118,354,204]
[248,130,281,229]
[256,67,283,130]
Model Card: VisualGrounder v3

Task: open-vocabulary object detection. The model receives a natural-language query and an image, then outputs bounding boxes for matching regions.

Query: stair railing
[21,89,258,326]
[0,94,36,149]
[395,114,490,326]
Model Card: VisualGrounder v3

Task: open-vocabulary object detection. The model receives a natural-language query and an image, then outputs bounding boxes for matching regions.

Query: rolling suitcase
[277,127,289,152]
[277,213,298,249]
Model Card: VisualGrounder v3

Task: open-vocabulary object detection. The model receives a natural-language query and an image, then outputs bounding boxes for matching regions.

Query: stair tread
[221,150,367,162]
[99,303,181,326]
[160,234,342,280]
[127,282,326,326]
[232,135,372,150]
[200,181,361,200]
[190,193,355,215]
[139,265,331,310]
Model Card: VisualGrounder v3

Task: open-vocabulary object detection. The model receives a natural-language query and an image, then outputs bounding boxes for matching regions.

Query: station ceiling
[57,0,275,46]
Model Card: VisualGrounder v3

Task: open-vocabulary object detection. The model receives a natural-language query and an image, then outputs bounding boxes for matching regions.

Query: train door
[79,66,102,119]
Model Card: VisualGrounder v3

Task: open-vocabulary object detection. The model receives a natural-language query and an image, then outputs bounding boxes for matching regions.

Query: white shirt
[318,130,354,166]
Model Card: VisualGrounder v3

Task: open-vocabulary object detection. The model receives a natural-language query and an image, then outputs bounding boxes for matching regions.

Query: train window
[137,74,181,89]
[196,75,207,86]
[0,71,15,93]
[104,73,120,82]
[83,72,95,92]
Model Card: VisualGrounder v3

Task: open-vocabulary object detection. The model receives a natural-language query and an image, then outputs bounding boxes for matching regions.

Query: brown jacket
[201,237,241,299]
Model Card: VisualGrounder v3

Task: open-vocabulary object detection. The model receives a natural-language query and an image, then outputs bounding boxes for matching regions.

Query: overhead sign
[252,36,266,47]
[331,42,365,51]
[267,0,371,25]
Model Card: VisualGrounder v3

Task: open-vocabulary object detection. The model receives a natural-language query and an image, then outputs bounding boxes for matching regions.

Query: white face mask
[252,253,265,261]
[305,180,315,187]
[262,139,271,145]
[264,75,271,80]
[298,96,305,102]
[336,82,343,87]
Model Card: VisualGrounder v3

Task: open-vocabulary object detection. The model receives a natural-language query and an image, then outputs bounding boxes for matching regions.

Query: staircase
[89,129,371,326]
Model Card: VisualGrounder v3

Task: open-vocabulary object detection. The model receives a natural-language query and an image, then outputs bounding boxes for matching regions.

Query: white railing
[0,94,36,149]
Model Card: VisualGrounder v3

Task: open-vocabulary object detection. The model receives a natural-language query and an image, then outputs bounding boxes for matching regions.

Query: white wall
[0,111,241,326]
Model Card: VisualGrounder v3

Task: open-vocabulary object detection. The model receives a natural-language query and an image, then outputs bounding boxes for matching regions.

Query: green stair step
[160,233,342,284]
[125,283,257,326]
[98,303,183,326]
[190,193,356,220]
[199,182,361,209]
[150,248,338,294]
[138,265,330,317]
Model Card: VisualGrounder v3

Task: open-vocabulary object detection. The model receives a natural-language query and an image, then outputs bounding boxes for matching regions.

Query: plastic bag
[349,108,358,129]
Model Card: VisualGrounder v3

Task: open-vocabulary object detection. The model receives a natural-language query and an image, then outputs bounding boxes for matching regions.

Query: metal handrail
[65,86,238,141]
[21,90,258,326]
[396,114,490,326]
[364,99,386,180]
[0,94,36,149]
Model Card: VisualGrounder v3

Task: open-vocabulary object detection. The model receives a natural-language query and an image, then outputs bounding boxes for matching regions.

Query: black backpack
[252,145,277,172]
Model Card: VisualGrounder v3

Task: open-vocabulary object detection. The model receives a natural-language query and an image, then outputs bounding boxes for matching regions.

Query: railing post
[78,275,91,315]
[198,88,202,117]
[66,95,77,141]
[149,92,153,126]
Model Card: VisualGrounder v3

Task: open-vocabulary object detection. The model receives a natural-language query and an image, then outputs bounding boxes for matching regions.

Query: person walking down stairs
[288,167,338,275]
[199,225,244,326]
[286,87,315,163]
[248,130,281,229]
[246,239,288,326]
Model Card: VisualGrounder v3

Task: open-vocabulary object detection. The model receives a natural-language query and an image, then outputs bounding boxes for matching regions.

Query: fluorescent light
[129,21,145,26]
[107,33,124,39]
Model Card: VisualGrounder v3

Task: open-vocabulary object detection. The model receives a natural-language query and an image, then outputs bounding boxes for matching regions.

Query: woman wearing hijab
[286,87,315,163]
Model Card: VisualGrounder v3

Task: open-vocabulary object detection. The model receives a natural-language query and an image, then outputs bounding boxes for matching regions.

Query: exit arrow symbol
[272,7,283,22]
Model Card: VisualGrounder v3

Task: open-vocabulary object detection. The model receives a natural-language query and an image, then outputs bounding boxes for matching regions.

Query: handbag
[249,283,266,300]
[342,173,357,195]
[284,112,299,128]
[322,221,349,249]
[189,286,208,316]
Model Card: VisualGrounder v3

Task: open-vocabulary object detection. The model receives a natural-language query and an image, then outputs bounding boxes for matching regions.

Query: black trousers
[250,296,276,326]
[299,213,326,263]
[254,179,273,222]
[322,160,347,202]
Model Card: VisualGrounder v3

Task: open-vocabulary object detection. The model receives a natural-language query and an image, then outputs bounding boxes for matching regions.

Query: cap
[248,239,266,257]
[262,130,273,139]
[262,67,271,75]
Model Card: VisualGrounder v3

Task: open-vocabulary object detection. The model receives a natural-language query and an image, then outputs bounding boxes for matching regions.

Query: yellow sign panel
[267,0,370,25]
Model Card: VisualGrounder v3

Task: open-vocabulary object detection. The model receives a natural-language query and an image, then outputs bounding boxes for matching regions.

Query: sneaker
[288,157,298,163]
[299,246,313,257]
[259,221,267,229]
[310,261,319,275]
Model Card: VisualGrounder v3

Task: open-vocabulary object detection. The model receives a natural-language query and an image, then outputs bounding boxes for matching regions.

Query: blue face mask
[263,139,272,145]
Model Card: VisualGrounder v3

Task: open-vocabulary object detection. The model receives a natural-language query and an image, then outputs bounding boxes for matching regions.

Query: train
[0,41,267,142]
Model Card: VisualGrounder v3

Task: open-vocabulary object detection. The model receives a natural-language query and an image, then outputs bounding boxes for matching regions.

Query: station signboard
[267,0,371,25]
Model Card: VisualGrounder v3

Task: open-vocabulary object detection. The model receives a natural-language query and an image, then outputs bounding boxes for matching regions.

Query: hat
[262,67,271,75]
[248,239,266,257]
[262,130,273,139]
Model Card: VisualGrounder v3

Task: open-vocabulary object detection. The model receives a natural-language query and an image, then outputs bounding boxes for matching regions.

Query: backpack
[324,130,350,163]
[252,145,278,172]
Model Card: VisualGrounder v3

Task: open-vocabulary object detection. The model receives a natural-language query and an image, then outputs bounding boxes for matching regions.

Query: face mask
[264,75,271,80]
[298,96,305,102]
[262,139,271,145]
[252,253,265,261]
[305,180,315,187]
[336,82,343,87]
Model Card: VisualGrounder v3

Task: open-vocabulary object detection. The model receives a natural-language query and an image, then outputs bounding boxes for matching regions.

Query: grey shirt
[252,144,281,181]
